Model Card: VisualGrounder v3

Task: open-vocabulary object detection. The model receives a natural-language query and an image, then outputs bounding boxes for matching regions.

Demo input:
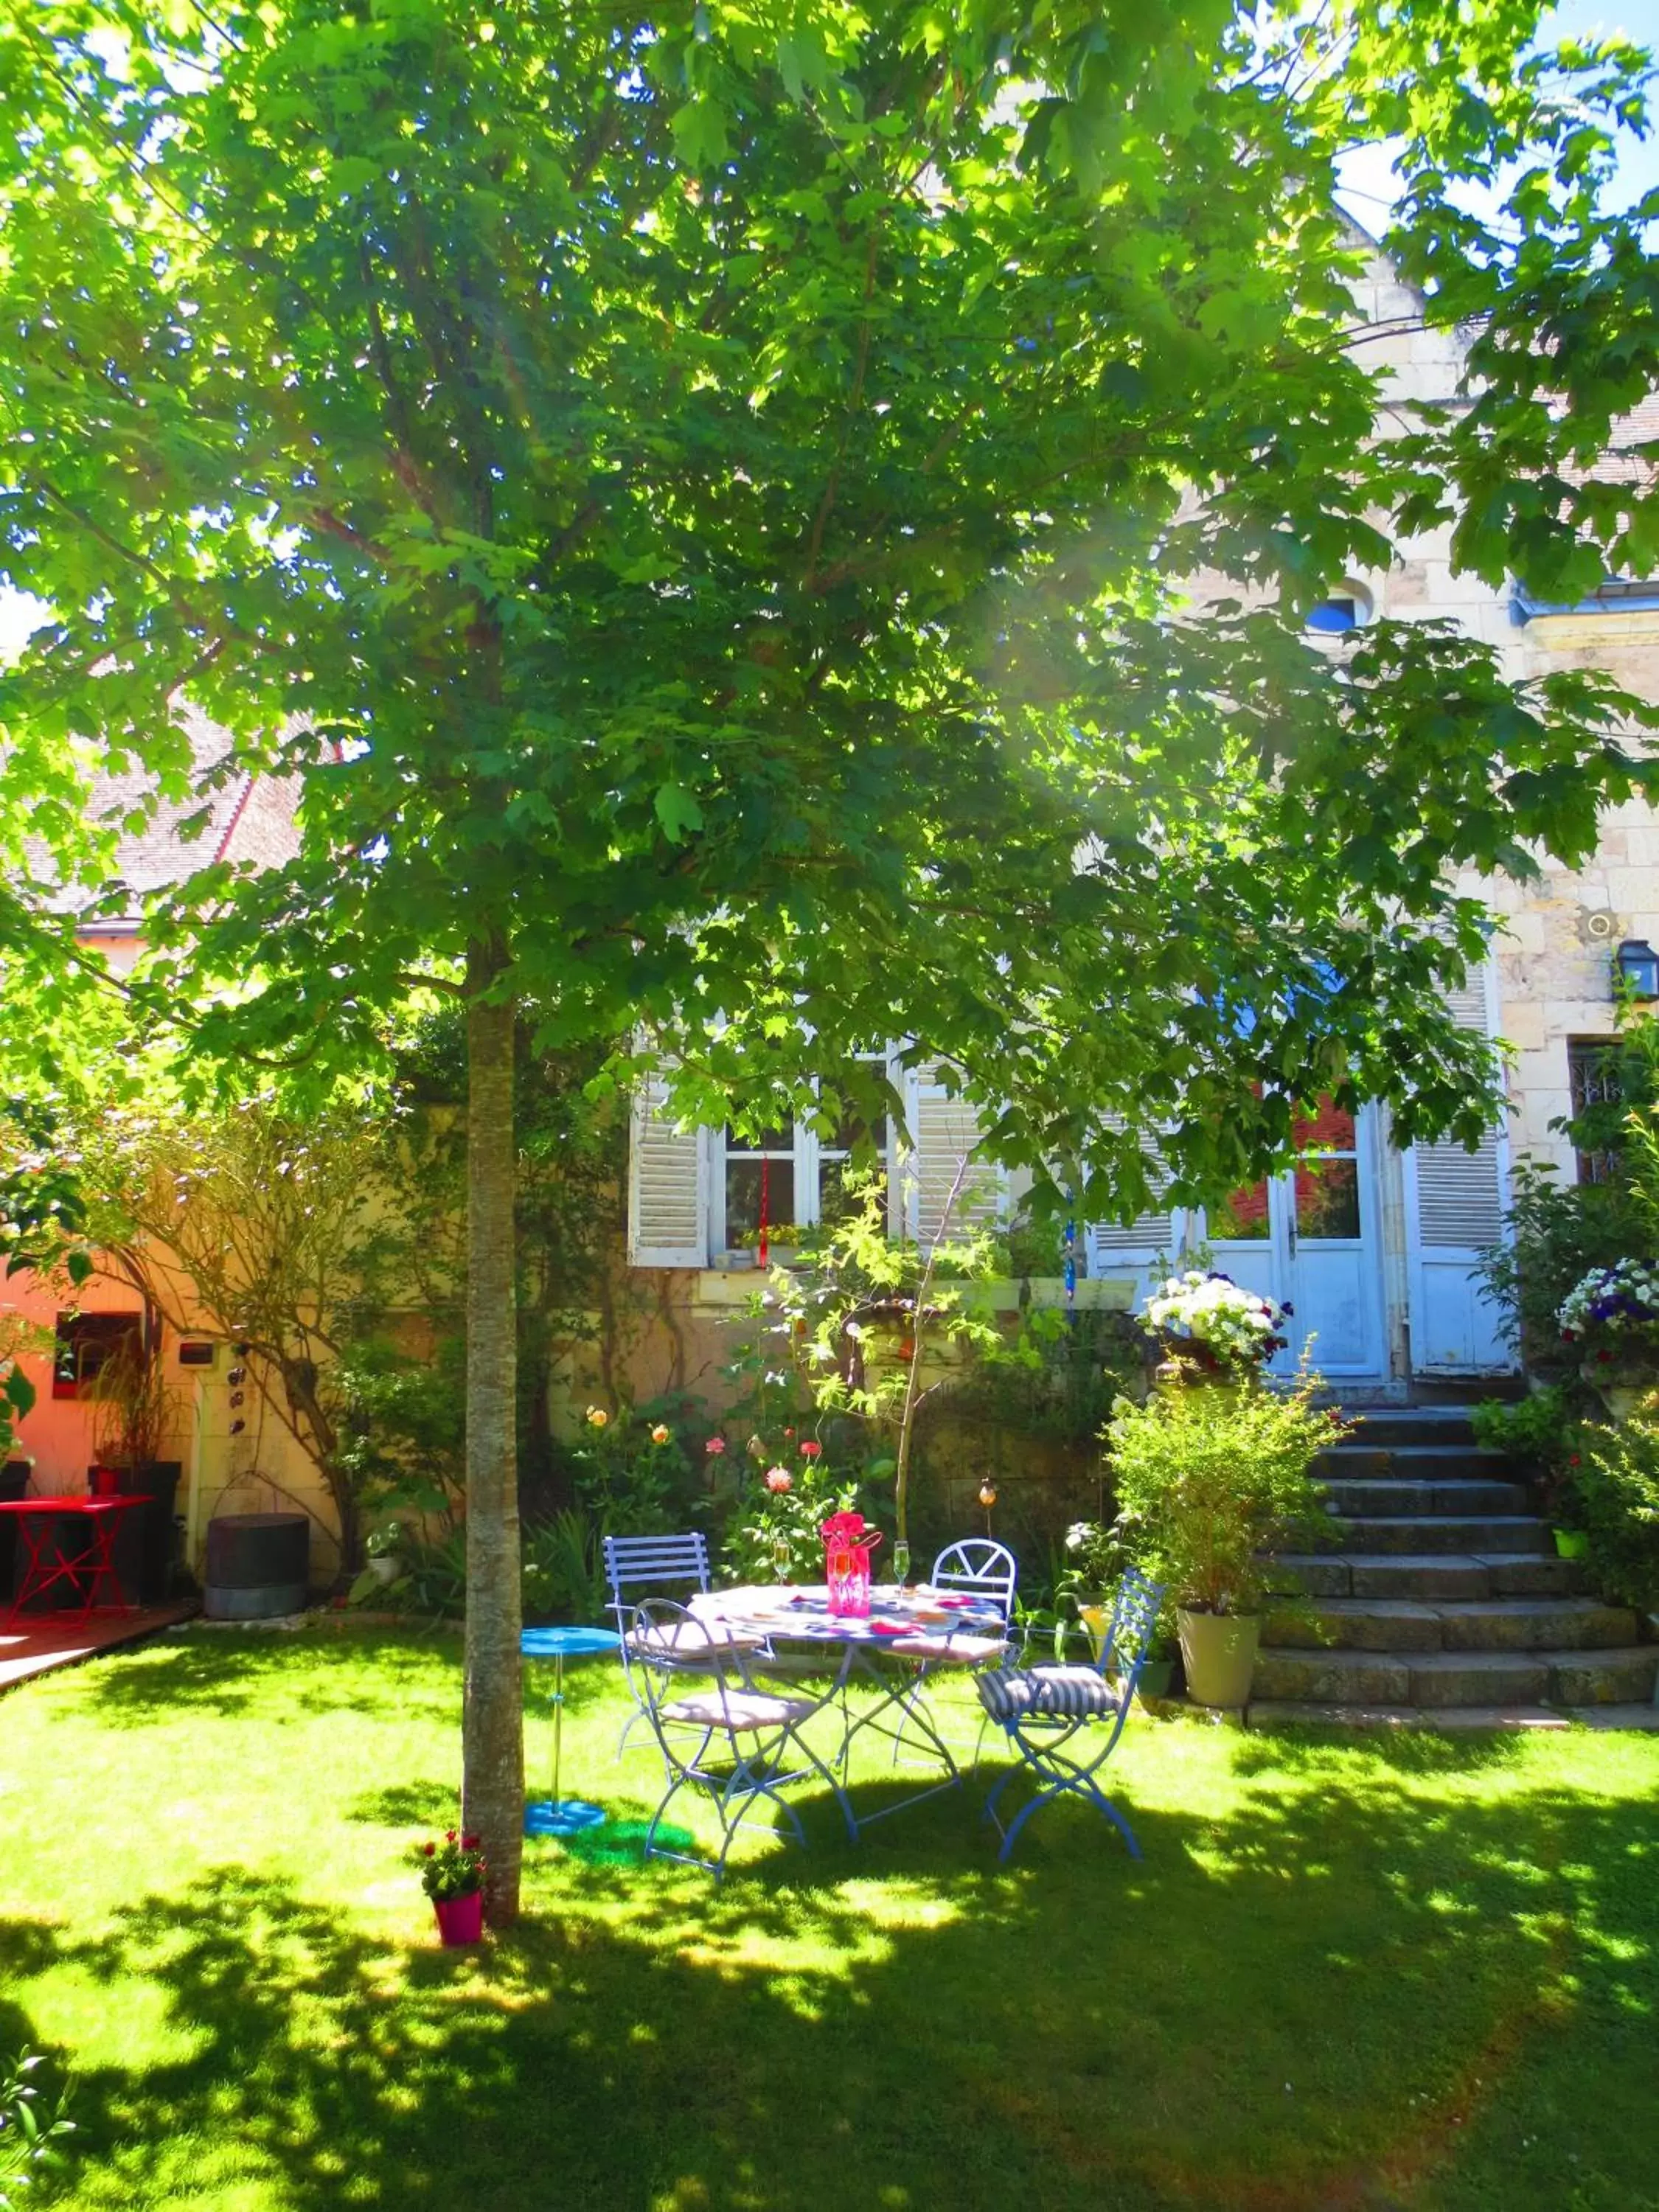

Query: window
[1568,1037,1623,1186]
[53,1311,144,1400]
[1307,597,1360,634]
[1306,583,1374,636]
[714,1060,893,1253]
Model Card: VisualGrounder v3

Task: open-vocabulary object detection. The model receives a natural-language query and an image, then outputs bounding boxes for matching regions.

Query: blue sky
[2,3,1656,663]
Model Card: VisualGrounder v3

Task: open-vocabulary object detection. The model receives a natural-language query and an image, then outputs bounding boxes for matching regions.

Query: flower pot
[1136,1656,1175,1705]
[1554,1528,1590,1560]
[1579,1357,1658,1423]
[433,1890,484,1947]
[1177,1609,1261,1708]
[1078,1601,1110,1661]
[366,1553,403,1587]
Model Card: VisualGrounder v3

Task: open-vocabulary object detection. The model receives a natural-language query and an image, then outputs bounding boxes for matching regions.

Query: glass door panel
[1201,1102,1384,1380]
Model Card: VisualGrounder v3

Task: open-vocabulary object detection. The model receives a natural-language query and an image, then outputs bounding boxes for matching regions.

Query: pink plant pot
[433,1889,484,1947]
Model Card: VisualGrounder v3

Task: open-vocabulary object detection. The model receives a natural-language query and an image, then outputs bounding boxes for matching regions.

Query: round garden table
[521,1624,622,1838]
[688,1585,1009,1834]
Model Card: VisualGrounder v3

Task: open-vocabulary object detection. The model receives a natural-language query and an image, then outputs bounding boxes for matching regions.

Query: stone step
[1273,1551,1586,1601]
[1315,1444,1520,1484]
[1323,1514,1552,1556]
[1319,1478,1531,1517]
[1247,1702,1570,1733]
[1251,1644,1659,1709]
[1265,1596,1640,1655]
[1342,1409,1479,1449]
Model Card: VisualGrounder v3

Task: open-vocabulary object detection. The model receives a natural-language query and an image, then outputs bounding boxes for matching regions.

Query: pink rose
[765,1467,793,1494]
[705,1436,726,1455]
[800,1439,822,1459]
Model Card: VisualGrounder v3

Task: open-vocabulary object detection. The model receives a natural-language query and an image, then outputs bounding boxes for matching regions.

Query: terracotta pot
[1177,1609,1261,1708]
[433,1889,484,1947]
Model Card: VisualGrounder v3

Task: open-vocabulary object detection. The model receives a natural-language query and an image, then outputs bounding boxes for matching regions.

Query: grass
[1,1624,1656,2212]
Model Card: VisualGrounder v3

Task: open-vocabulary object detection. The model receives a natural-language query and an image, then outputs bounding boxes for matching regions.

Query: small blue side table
[521,1624,622,1839]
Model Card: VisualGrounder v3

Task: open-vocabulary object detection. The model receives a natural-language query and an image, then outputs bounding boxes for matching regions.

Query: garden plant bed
[1,1624,1656,2210]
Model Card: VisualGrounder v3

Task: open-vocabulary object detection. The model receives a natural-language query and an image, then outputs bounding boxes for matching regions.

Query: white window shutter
[628,1073,709,1268]
[1088,1112,1174,1260]
[905,1068,1005,1246]
[1405,961,1513,1371]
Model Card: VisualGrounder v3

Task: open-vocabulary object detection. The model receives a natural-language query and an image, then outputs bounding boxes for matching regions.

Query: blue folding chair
[977,1568,1164,1863]
[602,1531,719,1756]
[630,1599,856,1878]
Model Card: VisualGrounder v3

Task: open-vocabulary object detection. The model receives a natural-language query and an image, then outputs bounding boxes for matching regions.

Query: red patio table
[0,1496,151,1628]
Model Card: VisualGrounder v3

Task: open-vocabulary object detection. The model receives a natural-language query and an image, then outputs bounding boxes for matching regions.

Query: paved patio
[0,1601,199,1692]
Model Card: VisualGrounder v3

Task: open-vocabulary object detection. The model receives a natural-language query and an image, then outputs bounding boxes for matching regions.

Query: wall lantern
[1616,939,1659,999]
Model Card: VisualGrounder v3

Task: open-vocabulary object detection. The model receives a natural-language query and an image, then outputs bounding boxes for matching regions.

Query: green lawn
[1,1624,1655,2212]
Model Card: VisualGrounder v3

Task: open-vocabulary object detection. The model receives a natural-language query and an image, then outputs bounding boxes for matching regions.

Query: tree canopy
[4,0,1659,1912]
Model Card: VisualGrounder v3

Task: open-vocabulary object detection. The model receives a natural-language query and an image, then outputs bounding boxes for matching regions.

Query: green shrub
[1470,1388,1576,1470]
[0,2049,74,2211]
[521,1507,608,1624]
[1476,1161,1646,1378]
[1106,1370,1339,1616]
[721,1458,864,1585]
[1570,1419,1659,1613]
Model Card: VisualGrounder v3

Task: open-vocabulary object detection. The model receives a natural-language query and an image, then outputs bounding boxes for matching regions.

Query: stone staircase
[1249,1407,1659,1730]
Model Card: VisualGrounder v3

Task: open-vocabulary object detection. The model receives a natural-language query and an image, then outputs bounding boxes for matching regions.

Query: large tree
[3,0,1658,1916]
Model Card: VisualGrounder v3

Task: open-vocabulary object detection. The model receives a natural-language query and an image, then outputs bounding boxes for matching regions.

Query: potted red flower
[417,1829,487,1946]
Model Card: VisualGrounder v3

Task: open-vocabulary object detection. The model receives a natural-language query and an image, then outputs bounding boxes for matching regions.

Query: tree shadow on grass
[68,1628,461,1728]
[345,1781,461,1830]
[11,1756,1657,2212]
[1232,1725,1531,1781]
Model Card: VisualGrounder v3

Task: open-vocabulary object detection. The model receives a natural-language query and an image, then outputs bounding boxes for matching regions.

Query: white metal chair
[882,1537,1018,1767]
[630,1599,856,1877]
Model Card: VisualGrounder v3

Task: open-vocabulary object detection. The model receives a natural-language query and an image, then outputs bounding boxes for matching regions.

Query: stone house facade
[619,254,1659,1407]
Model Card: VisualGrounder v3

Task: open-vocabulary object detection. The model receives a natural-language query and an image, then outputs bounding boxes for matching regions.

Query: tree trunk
[462,942,524,1924]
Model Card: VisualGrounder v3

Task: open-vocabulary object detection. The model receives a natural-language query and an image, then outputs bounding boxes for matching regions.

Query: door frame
[1200,1102,1388,1382]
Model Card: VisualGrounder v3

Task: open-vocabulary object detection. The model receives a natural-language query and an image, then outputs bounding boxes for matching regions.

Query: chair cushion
[662,1690,821,1732]
[976,1665,1123,1723]
[890,1632,1007,1665]
[627,1621,763,1660]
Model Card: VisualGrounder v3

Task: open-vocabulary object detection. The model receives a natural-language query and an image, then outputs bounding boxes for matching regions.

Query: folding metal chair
[883,1538,1018,1768]
[630,1599,857,1878]
[602,1531,735,1756]
[977,1568,1164,1863]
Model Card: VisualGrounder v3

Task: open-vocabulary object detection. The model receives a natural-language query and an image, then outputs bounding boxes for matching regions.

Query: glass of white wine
[890,1537,911,1597]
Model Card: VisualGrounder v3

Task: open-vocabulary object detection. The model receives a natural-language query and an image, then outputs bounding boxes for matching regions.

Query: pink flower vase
[825,1540,872,1618]
[434,1888,484,1947]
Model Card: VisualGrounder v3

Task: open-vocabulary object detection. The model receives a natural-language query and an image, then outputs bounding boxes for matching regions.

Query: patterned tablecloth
[689,1582,1006,1647]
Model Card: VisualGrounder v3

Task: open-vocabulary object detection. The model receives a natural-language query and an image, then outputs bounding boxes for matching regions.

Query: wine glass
[890,1537,911,1599]
[771,1531,793,1585]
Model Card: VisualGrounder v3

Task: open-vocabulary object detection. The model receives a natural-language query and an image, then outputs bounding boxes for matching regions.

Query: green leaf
[653,785,704,844]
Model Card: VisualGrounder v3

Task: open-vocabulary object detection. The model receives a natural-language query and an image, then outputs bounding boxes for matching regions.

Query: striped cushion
[976,1665,1122,1723]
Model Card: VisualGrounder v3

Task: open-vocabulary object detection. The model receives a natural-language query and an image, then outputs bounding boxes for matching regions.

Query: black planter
[86,1461,183,1604]
[0,1462,29,1604]
[204,1512,310,1619]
